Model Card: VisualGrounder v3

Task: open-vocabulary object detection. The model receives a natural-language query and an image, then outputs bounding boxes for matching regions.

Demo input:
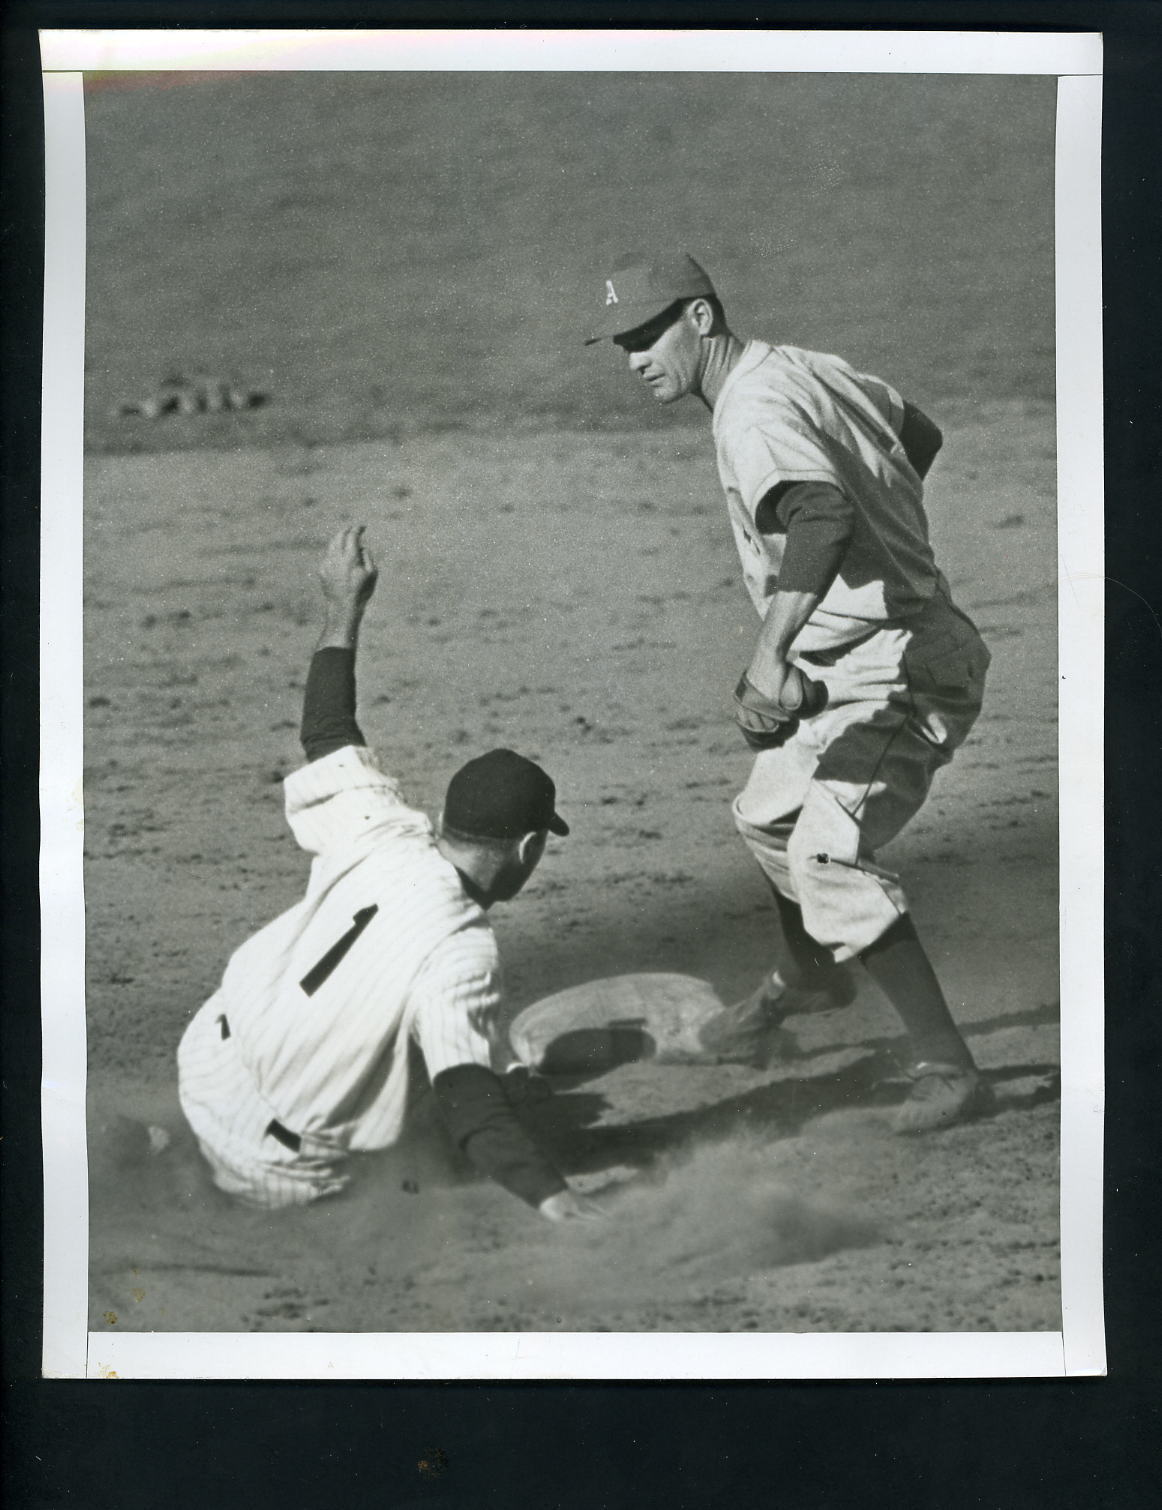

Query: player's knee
[789,846,903,960]
[785,852,829,923]
[787,818,836,882]
[785,819,855,925]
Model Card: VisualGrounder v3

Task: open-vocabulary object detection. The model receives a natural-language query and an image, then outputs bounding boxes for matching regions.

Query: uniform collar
[711,339,774,429]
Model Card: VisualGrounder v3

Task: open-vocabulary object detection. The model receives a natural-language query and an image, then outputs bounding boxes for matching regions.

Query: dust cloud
[88,1097,878,1332]
[511,1139,880,1317]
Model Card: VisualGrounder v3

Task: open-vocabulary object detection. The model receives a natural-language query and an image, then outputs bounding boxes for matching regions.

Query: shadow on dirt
[984,1062,1061,1108]
[539,1024,657,1075]
[964,998,1060,1035]
[527,1050,1061,1179]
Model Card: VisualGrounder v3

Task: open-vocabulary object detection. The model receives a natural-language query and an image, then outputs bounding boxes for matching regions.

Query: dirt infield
[84,408,1059,1334]
[79,72,1060,1337]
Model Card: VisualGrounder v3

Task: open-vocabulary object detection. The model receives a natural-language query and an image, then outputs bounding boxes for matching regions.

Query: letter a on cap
[605,279,618,306]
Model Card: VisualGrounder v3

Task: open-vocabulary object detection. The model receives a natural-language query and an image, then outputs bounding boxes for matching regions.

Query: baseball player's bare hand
[743,653,792,708]
[744,657,823,711]
[538,1188,606,1224]
[319,525,378,612]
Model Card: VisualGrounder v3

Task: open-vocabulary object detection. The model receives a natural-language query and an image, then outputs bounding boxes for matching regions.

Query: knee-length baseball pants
[178,995,350,1208]
[732,588,990,964]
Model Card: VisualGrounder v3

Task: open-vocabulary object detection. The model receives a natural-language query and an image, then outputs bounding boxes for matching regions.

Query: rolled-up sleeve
[759,480,855,595]
[732,417,843,520]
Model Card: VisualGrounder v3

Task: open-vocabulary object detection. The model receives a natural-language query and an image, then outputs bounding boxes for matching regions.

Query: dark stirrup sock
[769,886,834,979]
[859,914,975,1068]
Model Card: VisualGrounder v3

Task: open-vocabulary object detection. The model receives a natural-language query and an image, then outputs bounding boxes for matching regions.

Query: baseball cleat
[892,1062,995,1134]
[695,965,855,1067]
[696,991,779,1066]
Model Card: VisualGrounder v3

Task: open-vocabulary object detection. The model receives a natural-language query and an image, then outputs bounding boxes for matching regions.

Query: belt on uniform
[265,1119,303,1153]
[216,1014,303,1154]
[797,626,880,667]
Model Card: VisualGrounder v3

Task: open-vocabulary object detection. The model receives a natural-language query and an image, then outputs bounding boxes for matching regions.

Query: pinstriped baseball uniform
[178,744,504,1208]
[714,341,990,960]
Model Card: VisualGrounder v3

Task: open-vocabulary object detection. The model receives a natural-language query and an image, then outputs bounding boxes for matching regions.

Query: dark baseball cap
[584,252,717,344]
[444,749,569,840]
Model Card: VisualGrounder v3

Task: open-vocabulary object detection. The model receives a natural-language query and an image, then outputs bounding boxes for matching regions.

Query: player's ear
[518,830,549,868]
[688,297,716,336]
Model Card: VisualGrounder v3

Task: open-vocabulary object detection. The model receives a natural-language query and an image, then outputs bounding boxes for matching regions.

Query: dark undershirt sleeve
[755,480,855,596]
[300,647,366,762]
[432,1064,568,1209]
[898,401,943,479]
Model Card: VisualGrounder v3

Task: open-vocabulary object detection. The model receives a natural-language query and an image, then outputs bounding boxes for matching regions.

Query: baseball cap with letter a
[584,252,717,344]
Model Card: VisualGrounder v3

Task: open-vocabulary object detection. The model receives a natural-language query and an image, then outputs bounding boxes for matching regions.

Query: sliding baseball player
[178,527,601,1218]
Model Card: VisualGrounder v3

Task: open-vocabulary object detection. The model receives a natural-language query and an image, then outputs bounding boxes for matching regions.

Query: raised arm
[300,525,379,762]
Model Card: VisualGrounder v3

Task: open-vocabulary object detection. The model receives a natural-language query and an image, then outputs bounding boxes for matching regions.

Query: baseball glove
[733,666,828,750]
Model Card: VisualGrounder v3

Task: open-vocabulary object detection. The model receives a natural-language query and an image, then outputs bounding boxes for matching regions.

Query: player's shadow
[963,998,1060,1036]
[527,1056,879,1174]
[526,1047,1061,1179]
[527,1001,1061,1079]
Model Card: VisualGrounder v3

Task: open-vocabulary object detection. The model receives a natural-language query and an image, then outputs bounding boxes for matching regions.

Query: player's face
[614,303,703,403]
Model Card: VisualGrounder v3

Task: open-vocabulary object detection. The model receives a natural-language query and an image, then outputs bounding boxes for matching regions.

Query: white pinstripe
[177,745,502,1208]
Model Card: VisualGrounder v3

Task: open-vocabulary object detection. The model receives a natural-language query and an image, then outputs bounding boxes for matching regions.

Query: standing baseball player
[178,526,600,1219]
[586,253,993,1132]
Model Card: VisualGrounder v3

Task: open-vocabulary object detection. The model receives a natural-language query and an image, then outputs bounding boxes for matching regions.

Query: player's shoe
[696,965,857,1067]
[892,1061,995,1134]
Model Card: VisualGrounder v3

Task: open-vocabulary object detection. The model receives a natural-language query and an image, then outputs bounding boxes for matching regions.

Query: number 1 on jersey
[300,905,379,996]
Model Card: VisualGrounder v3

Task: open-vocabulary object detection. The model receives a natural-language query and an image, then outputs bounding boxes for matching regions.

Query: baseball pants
[178,994,349,1208]
[732,587,990,964]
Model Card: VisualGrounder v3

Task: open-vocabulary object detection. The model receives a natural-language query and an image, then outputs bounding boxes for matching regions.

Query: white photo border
[38,27,1105,1381]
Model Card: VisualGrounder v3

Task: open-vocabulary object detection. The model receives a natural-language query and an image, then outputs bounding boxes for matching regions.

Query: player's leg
[769,886,835,976]
[731,735,860,991]
[784,769,991,1130]
[859,914,992,1131]
[695,748,855,1065]
[871,611,992,1129]
[708,599,991,1103]
[788,661,991,1129]
[178,1002,347,1205]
